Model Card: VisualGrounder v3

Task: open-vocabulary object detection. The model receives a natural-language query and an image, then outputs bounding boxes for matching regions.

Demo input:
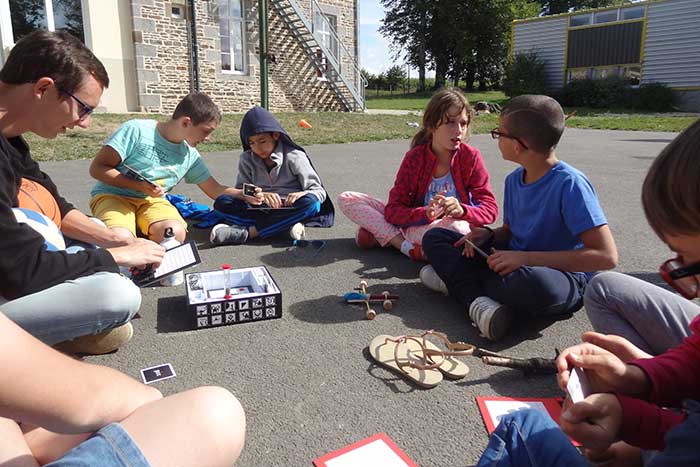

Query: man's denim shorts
[46,423,149,467]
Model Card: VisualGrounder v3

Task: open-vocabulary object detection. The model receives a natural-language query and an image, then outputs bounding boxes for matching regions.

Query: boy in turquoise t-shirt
[89,92,260,244]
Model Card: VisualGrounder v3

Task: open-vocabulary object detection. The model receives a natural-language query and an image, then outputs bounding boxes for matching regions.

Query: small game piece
[140,363,176,384]
[566,367,592,403]
[222,263,232,299]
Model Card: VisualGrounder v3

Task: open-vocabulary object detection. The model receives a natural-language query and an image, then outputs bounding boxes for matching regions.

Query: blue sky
[358,0,433,78]
[358,0,394,75]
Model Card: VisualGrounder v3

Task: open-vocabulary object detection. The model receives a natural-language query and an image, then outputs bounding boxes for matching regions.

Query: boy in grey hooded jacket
[210,106,333,245]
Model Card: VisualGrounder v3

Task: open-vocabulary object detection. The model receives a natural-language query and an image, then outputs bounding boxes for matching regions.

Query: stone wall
[129,0,358,113]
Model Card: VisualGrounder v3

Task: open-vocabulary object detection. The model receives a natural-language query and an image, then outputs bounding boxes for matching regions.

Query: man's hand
[560,393,623,453]
[139,181,164,198]
[106,238,165,267]
[556,341,649,396]
[284,191,307,206]
[262,192,283,209]
[486,249,528,276]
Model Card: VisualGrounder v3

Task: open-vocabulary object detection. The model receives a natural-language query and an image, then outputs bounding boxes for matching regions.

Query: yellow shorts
[90,194,187,237]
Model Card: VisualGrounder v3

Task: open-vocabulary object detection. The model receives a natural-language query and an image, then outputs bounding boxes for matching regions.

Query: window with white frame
[2,0,84,45]
[313,11,337,80]
[218,0,247,74]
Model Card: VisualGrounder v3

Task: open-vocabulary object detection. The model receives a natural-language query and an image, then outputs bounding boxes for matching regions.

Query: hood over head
[239,106,304,152]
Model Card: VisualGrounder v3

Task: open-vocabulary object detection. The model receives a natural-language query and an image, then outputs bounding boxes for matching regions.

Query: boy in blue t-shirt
[421,95,618,341]
[89,92,259,245]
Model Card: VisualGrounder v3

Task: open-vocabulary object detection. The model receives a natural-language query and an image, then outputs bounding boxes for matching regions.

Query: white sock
[400,240,413,257]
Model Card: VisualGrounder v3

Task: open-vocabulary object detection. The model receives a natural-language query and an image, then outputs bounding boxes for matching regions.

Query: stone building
[0,0,365,113]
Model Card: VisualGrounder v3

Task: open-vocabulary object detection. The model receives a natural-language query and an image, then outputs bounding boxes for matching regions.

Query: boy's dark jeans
[213,193,320,238]
[422,228,587,318]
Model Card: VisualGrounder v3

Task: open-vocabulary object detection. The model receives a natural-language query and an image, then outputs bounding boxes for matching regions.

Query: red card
[313,432,418,467]
[475,396,580,447]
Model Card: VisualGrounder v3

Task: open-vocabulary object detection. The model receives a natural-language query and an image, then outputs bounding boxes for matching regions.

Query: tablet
[131,240,202,287]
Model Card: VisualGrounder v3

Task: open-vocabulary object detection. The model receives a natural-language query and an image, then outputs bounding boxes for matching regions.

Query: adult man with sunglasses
[0,30,165,354]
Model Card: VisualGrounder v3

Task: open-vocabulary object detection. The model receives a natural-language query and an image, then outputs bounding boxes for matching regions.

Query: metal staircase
[269,0,367,111]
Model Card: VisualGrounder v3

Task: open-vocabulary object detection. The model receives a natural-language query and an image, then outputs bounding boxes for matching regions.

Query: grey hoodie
[235,140,326,202]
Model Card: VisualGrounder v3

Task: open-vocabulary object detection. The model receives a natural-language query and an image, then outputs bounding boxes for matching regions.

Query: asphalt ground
[41,128,677,466]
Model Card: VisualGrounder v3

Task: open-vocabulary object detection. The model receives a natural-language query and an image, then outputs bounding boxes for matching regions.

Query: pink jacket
[384,142,498,227]
[618,315,700,449]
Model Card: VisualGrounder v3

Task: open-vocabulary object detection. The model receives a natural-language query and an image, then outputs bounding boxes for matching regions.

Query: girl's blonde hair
[642,119,700,239]
[410,88,474,148]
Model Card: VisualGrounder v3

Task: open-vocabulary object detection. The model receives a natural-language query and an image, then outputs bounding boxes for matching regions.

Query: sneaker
[289,222,305,241]
[420,265,449,295]
[355,227,379,249]
[210,224,249,245]
[53,322,134,355]
[468,296,514,341]
[408,244,427,262]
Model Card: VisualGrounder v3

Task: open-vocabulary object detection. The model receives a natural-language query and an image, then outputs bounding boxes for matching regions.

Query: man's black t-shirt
[0,135,117,300]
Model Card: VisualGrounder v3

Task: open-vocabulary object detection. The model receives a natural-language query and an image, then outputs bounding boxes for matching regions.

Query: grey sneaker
[420,265,449,295]
[468,296,514,341]
[289,222,305,241]
[210,224,249,245]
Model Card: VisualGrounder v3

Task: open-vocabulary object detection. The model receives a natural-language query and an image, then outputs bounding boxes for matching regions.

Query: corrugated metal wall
[643,0,700,87]
[513,17,568,89]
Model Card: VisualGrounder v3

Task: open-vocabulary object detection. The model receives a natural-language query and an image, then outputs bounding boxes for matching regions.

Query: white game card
[567,367,592,403]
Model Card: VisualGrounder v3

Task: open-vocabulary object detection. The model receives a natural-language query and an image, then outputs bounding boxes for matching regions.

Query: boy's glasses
[490,128,529,150]
[659,257,700,299]
[288,239,326,257]
[60,89,95,120]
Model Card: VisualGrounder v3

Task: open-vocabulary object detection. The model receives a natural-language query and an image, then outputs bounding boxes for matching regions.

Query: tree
[538,0,619,15]
[379,0,431,92]
[384,65,406,94]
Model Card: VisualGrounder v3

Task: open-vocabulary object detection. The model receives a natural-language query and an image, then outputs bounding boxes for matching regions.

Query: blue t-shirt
[91,120,211,198]
[504,161,607,253]
[424,171,458,206]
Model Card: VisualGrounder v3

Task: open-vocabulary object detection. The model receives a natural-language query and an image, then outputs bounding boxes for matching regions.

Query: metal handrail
[309,0,367,109]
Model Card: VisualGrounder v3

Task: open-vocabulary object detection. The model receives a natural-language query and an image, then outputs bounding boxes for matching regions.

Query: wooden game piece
[381,291,393,310]
[344,282,398,320]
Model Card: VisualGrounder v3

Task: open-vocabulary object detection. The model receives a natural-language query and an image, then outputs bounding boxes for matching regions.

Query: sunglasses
[60,89,95,120]
[288,239,326,257]
[659,257,700,299]
[490,128,529,150]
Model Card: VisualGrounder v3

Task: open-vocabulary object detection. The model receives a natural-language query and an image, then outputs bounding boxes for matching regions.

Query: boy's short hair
[501,95,565,154]
[642,119,700,239]
[172,92,222,125]
[0,30,109,94]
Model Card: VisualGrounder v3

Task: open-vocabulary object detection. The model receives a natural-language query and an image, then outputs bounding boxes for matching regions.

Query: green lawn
[366,90,508,111]
[24,105,697,162]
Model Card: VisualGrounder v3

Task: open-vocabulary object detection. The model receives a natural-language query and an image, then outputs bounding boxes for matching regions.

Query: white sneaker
[419,265,449,295]
[468,296,514,341]
[289,222,305,240]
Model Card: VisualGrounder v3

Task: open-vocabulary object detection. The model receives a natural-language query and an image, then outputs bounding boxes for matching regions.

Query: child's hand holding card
[566,367,592,403]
